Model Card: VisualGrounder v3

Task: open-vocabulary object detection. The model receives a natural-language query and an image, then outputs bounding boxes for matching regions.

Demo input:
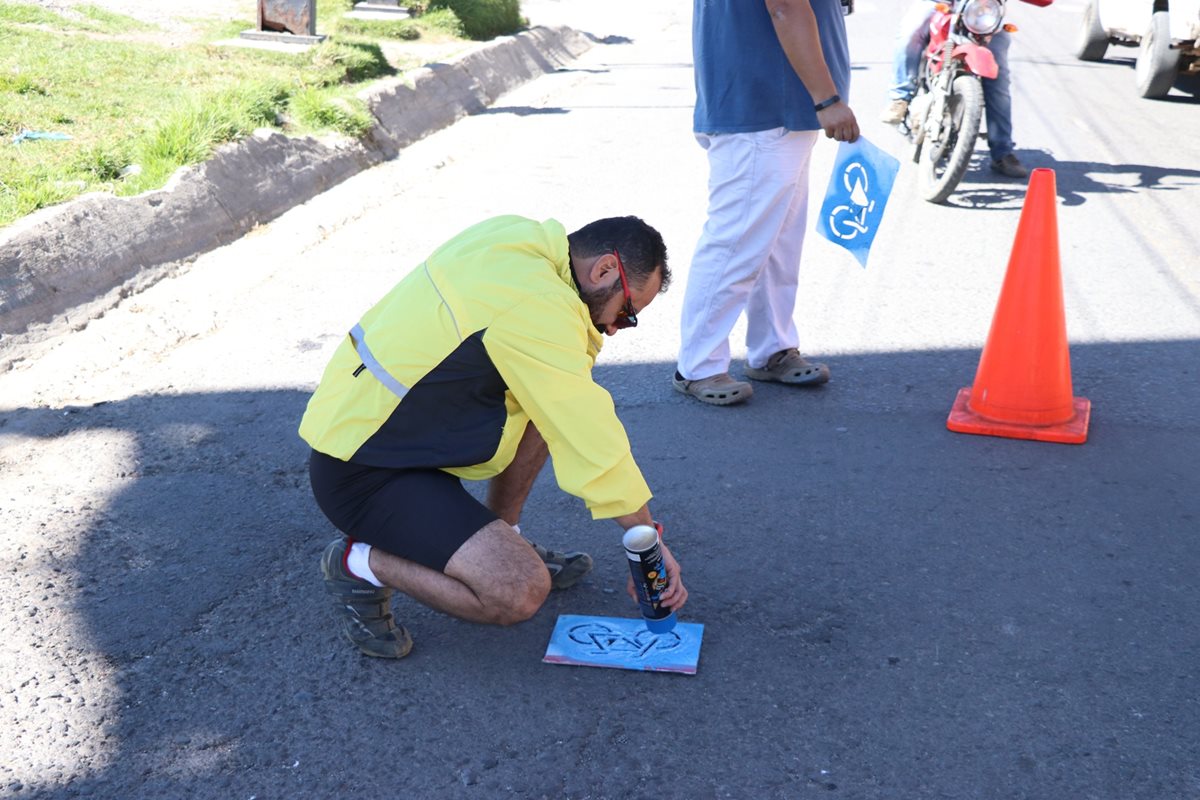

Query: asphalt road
[2,1,1198,798]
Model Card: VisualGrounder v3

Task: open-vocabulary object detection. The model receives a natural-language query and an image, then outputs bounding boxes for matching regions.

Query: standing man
[300,215,688,658]
[880,0,1029,179]
[674,0,860,407]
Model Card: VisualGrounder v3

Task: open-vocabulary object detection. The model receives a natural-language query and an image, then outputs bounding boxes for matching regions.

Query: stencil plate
[542,614,704,675]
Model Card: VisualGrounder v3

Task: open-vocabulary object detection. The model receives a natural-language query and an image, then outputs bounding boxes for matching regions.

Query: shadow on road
[947,151,1200,208]
[581,32,632,45]
[3,340,1199,797]
[478,105,571,116]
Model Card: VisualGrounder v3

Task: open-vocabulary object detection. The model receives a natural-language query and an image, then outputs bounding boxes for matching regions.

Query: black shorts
[308,450,497,572]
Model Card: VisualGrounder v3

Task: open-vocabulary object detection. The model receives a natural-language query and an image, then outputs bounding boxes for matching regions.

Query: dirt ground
[21,0,255,42]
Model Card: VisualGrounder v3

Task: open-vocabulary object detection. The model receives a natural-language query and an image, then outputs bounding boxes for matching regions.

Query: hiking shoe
[320,537,412,659]
[673,371,753,406]
[990,153,1029,179]
[527,538,593,590]
[744,349,830,386]
[880,99,909,125]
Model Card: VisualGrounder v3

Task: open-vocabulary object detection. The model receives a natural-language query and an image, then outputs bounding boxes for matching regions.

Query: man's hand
[624,539,688,612]
[657,540,688,611]
[817,101,860,142]
[767,0,858,143]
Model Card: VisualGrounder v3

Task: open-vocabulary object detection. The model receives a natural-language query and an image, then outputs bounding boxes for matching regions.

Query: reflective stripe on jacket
[298,215,652,520]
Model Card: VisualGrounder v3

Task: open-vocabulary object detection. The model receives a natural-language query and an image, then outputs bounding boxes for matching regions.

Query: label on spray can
[623,524,677,633]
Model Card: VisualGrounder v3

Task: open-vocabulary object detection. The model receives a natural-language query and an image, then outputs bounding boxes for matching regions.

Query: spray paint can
[623,524,677,633]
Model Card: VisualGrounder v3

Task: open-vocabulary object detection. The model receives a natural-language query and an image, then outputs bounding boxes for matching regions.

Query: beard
[579,283,619,332]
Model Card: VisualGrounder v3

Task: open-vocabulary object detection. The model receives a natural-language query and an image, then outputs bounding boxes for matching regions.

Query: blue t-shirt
[693,0,851,134]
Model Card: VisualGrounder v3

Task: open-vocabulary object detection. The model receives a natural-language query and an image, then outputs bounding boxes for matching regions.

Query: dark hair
[567,216,671,293]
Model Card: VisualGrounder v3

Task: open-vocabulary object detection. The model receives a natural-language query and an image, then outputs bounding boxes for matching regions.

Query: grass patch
[75,4,154,33]
[73,142,132,182]
[0,1,149,33]
[0,3,61,26]
[289,88,374,137]
[0,0,501,228]
[338,8,465,41]
[413,8,466,37]
[310,39,394,85]
[338,16,423,41]
[428,0,524,40]
[0,73,47,95]
[120,84,289,194]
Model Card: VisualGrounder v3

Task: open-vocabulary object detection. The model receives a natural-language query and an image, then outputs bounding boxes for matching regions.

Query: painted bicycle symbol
[828,160,876,241]
[567,622,683,659]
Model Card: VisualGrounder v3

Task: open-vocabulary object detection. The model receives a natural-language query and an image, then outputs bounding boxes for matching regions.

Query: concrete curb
[0,25,591,344]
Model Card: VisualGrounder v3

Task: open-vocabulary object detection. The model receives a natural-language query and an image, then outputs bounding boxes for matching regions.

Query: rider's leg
[982,31,1016,161]
[369,520,550,626]
[888,1,936,101]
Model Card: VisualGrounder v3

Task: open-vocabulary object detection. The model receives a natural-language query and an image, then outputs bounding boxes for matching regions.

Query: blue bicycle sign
[828,161,876,241]
[816,137,900,267]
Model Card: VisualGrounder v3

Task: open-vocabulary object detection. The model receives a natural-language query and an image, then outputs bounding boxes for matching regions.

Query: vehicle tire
[1075,0,1109,61]
[918,75,983,204]
[1135,10,1181,98]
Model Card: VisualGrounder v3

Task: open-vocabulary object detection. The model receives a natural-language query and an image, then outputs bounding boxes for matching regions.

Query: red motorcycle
[905,0,1049,203]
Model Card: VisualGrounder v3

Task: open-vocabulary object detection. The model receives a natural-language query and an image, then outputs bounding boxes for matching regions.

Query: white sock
[346,542,384,587]
[512,523,521,536]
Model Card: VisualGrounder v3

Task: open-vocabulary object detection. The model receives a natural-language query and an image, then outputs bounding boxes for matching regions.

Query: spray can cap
[622,524,659,553]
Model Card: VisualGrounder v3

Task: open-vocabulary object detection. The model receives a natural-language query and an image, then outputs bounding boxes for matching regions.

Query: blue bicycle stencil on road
[816,136,900,268]
[568,620,683,656]
[543,615,704,675]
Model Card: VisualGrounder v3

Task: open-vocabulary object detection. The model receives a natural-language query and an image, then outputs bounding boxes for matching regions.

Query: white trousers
[677,127,819,380]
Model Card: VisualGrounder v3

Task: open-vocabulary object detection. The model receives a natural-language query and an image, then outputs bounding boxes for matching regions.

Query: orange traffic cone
[946,168,1091,444]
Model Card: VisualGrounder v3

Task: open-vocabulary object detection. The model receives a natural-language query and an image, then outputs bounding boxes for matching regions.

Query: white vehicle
[1075,0,1200,97]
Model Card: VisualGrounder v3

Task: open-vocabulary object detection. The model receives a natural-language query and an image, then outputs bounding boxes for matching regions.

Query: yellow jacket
[299,215,651,519]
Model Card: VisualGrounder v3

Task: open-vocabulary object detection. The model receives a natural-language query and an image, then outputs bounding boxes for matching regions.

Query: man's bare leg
[368,520,550,625]
[487,422,549,525]
[484,422,593,589]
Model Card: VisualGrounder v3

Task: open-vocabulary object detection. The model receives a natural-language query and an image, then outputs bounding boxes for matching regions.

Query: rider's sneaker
[880,99,908,125]
[526,538,593,590]
[320,537,413,659]
[744,349,830,386]
[990,153,1029,179]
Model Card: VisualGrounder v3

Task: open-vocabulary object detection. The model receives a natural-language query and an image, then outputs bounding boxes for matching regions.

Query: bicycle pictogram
[828,160,876,241]
[567,621,683,658]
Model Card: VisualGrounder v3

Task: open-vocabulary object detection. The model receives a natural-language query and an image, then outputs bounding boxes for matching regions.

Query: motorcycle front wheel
[918,74,983,204]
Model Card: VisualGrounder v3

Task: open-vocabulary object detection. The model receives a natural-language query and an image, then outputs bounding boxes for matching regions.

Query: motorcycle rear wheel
[918,74,983,204]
